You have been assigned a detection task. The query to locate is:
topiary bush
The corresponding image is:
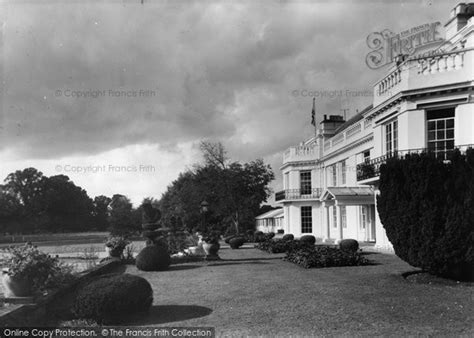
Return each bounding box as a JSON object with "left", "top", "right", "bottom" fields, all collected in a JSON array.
[
  {"left": 254, "top": 231, "right": 265, "bottom": 243},
  {"left": 377, "top": 149, "right": 474, "bottom": 281},
  {"left": 229, "top": 237, "right": 245, "bottom": 249},
  {"left": 339, "top": 239, "right": 359, "bottom": 253},
  {"left": 136, "top": 245, "right": 171, "bottom": 271},
  {"left": 224, "top": 235, "right": 236, "bottom": 244},
  {"left": 72, "top": 273, "right": 153, "bottom": 324},
  {"left": 282, "top": 234, "right": 294, "bottom": 241},
  {"left": 300, "top": 235, "right": 316, "bottom": 245},
  {"left": 285, "top": 246, "right": 370, "bottom": 269}
]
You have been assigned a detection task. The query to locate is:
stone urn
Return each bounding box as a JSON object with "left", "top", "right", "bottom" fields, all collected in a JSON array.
[
  {"left": 2, "top": 269, "right": 31, "bottom": 297},
  {"left": 201, "top": 239, "right": 220, "bottom": 260}
]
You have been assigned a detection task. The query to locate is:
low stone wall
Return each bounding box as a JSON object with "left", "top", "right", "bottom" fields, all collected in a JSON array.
[{"left": 0, "top": 259, "right": 123, "bottom": 327}]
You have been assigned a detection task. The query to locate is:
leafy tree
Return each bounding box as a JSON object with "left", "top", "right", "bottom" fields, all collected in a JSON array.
[
  {"left": 3, "top": 167, "right": 45, "bottom": 217},
  {"left": 40, "top": 175, "right": 94, "bottom": 232},
  {"left": 92, "top": 195, "right": 112, "bottom": 231},
  {"left": 158, "top": 142, "right": 274, "bottom": 234},
  {"left": 108, "top": 194, "right": 135, "bottom": 235}
]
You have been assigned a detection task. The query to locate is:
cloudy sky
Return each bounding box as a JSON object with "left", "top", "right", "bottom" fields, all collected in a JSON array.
[{"left": 0, "top": 0, "right": 459, "bottom": 206}]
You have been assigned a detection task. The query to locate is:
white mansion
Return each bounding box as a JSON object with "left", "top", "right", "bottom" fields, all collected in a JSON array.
[{"left": 275, "top": 3, "right": 474, "bottom": 250}]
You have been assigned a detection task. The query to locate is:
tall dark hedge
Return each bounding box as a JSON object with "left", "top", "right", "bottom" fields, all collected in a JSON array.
[{"left": 377, "top": 149, "right": 474, "bottom": 281}]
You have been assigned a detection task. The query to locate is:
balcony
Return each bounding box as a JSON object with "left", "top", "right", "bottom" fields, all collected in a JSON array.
[
  {"left": 356, "top": 144, "right": 474, "bottom": 181},
  {"left": 373, "top": 49, "right": 473, "bottom": 107},
  {"left": 275, "top": 188, "right": 323, "bottom": 202},
  {"left": 283, "top": 144, "right": 317, "bottom": 164}
]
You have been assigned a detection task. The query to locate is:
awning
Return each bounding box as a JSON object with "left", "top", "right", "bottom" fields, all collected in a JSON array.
[{"left": 320, "top": 186, "right": 375, "bottom": 205}]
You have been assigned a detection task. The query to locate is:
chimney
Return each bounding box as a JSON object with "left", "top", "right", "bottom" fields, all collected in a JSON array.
[
  {"left": 319, "top": 114, "right": 346, "bottom": 139},
  {"left": 445, "top": 3, "right": 474, "bottom": 40}
]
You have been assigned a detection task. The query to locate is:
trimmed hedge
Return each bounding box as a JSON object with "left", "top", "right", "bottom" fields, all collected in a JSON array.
[
  {"left": 339, "top": 239, "right": 359, "bottom": 253},
  {"left": 229, "top": 237, "right": 245, "bottom": 249},
  {"left": 282, "top": 234, "right": 294, "bottom": 241},
  {"left": 377, "top": 149, "right": 474, "bottom": 281},
  {"left": 300, "top": 235, "right": 316, "bottom": 245},
  {"left": 285, "top": 246, "right": 370, "bottom": 269},
  {"left": 136, "top": 244, "right": 171, "bottom": 271},
  {"left": 72, "top": 273, "right": 153, "bottom": 324},
  {"left": 255, "top": 239, "right": 312, "bottom": 254}
]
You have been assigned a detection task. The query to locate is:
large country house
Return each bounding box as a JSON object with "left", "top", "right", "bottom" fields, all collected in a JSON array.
[{"left": 275, "top": 3, "right": 474, "bottom": 250}]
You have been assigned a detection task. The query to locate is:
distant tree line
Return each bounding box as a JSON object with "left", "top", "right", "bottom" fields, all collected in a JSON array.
[
  {"left": 0, "top": 167, "right": 144, "bottom": 234},
  {"left": 0, "top": 142, "right": 275, "bottom": 236}
]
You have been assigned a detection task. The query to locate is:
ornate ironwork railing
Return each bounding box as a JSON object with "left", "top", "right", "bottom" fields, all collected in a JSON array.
[
  {"left": 275, "top": 188, "right": 323, "bottom": 201},
  {"left": 356, "top": 144, "right": 474, "bottom": 181}
]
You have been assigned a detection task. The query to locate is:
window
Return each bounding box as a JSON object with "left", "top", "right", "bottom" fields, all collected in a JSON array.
[
  {"left": 385, "top": 119, "right": 398, "bottom": 155},
  {"left": 363, "top": 150, "right": 370, "bottom": 163},
  {"left": 427, "top": 108, "right": 455, "bottom": 158},
  {"left": 300, "top": 171, "right": 312, "bottom": 195},
  {"left": 332, "top": 164, "right": 337, "bottom": 186},
  {"left": 332, "top": 206, "right": 337, "bottom": 228},
  {"left": 360, "top": 206, "right": 367, "bottom": 230},
  {"left": 341, "top": 160, "right": 347, "bottom": 185},
  {"left": 301, "top": 206, "right": 312, "bottom": 233},
  {"left": 340, "top": 206, "right": 347, "bottom": 228}
]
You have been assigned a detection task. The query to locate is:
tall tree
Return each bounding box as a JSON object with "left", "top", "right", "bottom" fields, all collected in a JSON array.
[
  {"left": 92, "top": 195, "right": 112, "bottom": 231},
  {"left": 159, "top": 142, "right": 274, "bottom": 234},
  {"left": 108, "top": 194, "right": 135, "bottom": 235},
  {"left": 41, "top": 175, "right": 94, "bottom": 232},
  {"left": 3, "top": 168, "right": 45, "bottom": 216}
]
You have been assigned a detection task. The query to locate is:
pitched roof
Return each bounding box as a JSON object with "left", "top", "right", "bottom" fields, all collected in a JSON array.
[
  {"left": 255, "top": 208, "right": 284, "bottom": 220},
  {"left": 334, "top": 104, "right": 373, "bottom": 134}
]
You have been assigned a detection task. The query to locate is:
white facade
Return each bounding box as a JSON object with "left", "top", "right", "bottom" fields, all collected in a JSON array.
[
  {"left": 255, "top": 209, "right": 284, "bottom": 233},
  {"left": 276, "top": 3, "right": 474, "bottom": 249}
]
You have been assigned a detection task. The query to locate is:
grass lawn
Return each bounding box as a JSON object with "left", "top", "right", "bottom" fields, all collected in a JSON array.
[{"left": 122, "top": 245, "right": 474, "bottom": 336}]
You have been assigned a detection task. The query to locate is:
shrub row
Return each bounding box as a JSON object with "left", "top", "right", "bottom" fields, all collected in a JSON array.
[
  {"left": 255, "top": 239, "right": 313, "bottom": 254},
  {"left": 285, "top": 246, "right": 370, "bottom": 269}
]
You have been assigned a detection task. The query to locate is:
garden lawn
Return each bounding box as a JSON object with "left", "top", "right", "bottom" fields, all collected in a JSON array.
[{"left": 124, "top": 245, "right": 473, "bottom": 337}]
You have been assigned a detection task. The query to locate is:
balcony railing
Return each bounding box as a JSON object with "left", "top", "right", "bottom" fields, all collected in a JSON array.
[
  {"left": 356, "top": 144, "right": 474, "bottom": 181},
  {"left": 275, "top": 188, "right": 323, "bottom": 201}
]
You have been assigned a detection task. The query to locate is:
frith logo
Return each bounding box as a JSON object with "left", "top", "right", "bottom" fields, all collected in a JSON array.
[{"left": 366, "top": 22, "right": 448, "bottom": 69}]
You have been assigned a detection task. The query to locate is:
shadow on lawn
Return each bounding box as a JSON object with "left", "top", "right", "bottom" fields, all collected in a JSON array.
[
  {"left": 130, "top": 305, "right": 212, "bottom": 325},
  {"left": 167, "top": 265, "right": 201, "bottom": 271},
  {"left": 220, "top": 257, "right": 283, "bottom": 262}
]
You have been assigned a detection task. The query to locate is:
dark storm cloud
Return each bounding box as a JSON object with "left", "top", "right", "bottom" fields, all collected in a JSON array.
[{"left": 1, "top": 0, "right": 456, "bottom": 162}]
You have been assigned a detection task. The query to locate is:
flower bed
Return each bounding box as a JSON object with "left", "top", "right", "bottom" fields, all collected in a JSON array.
[{"left": 285, "top": 246, "right": 371, "bottom": 269}]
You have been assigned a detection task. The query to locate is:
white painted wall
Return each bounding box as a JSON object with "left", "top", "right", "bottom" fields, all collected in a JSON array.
[{"left": 456, "top": 103, "right": 474, "bottom": 145}]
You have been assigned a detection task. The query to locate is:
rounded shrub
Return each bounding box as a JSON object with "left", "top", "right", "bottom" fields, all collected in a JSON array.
[
  {"left": 224, "top": 235, "right": 236, "bottom": 244},
  {"left": 339, "top": 239, "right": 359, "bottom": 253},
  {"left": 300, "top": 235, "right": 316, "bottom": 245},
  {"left": 136, "top": 245, "right": 171, "bottom": 271},
  {"left": 229, "top": 237, "right": 245, "bottom": 249},
  {"left": 263, "top": 232, "right": 275, "bottom": 240},
  {"left": 378, "top": 150, "right": 474, "bottom": 281},
  {"left": 254, "top": 231, "right": 265, "bottom": 243},
  {"left": 72, "top": 273, "right": 153, "bottom": 324},
  {"left": 282, "top": 234, "right": 294, "bottom": 241}
]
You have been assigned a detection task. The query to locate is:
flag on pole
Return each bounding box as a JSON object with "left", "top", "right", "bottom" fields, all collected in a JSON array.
[{"left": 311, "top": 97, "right": 316, "bottom": 126}]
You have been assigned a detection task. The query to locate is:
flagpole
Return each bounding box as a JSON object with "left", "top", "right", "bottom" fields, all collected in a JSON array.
[{"left": 311, "top": 97, "right": 317, "bottom": 145}]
